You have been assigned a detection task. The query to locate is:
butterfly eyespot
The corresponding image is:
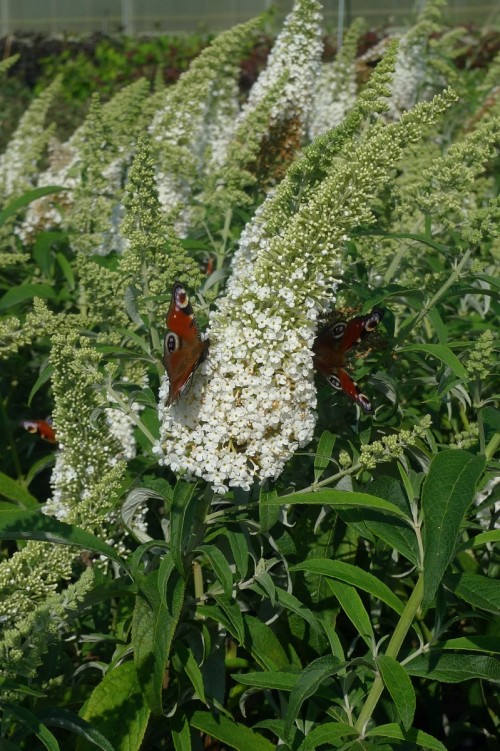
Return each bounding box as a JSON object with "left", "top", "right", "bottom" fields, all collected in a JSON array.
[
  {"left": 357, "top": 393, "right": 373, "bottom": 413},
  {"left": 364, "top": 318, "right": 378, "bottom": 332},
  {"left": 313, "top": 305, "right": 385, "bottom": 413},
  {"left": 165, "top": 331, "right": 181, "bottom": 353},
  {"left": 174, "top": 285, "right": 190, "bottom": 309},
  {"left": 331, "top": 322, "right": 347, "bottom": 339},
  {"left": 328, "top": 374, "right": 342, "bottom": 391},
  {"left": 364, "top": 308, "right": 384, "bottom": 332}
]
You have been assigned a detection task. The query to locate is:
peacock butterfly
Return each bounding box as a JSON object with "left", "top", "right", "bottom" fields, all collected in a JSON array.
[
  {"left": 313, "top": 307, "right": 384, "bottom": 413},
  {"left": 163, "top": 282, "right": 210, "bottom": 406},
  {"left": 21, "top": 417, "right": 57, "bottom": 444}
]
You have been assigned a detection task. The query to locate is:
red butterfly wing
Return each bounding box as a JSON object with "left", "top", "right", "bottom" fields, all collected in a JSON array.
[
  {"left": 313, "top": 307, "right": 384, "bottom": 413},
  {"left": 22, "top": 418, "right": 57, "bottom": 443},
  {"left": 163, "top": 282, "right": 209, "bottom": 406}
]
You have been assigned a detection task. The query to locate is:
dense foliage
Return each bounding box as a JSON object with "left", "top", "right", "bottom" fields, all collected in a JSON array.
[{"left": 0, "top": 1, "right": 499, "bottom": 749}]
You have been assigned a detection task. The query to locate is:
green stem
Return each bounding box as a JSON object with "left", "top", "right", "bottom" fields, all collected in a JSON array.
[
  {"left": 191, "top": 489, "right": 213, "bottom": 613},
  {"left": 424, "top": 212, "right": 432, "bottom": 240},
  {"left": 283, "top": 461, "right": 364, "bottom": 496},
  {"left": 212, "top": 209, "right": 233, "bottom": 298},
  {"left": 485, "top": 432, "right": 500, "bottom": 461},
  {"left": 192, "top": 560, "right": 204, "bottom": 603},
  {"left": 394, "top": 249, "right": 471, "bottom": 347},
  {"left": 473, "top": 382, "right": 486, "bottom": 456},
  {"left": 383, "top": 244, "right": 407, "bottom": 285},
  {"left": 141, "top": 259, "right": 163, "bottom": 379},
  {"left": 354, "top": 574, "right": 424, "bottom": 735}
]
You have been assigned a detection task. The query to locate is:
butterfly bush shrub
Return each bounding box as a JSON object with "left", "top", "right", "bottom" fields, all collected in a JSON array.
[
  {"left": 0, "top": 0, "right": 499, "bottom": 747},
  {"left": 157, "top": 49, "right": 457, "bottom": 493}
]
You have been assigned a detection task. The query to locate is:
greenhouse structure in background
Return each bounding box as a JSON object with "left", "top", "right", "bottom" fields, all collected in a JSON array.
[{"left": 0, "top": 0, "right": 497, "bottom": 34}]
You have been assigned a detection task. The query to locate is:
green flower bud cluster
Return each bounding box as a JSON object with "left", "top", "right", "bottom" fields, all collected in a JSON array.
[{"left": 359, "top": 417, "right": 432, "bottom": 471}]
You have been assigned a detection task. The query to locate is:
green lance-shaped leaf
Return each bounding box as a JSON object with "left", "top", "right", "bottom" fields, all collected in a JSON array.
[
  {"left": 37, "top": 708, "right": 115, "bottom": 751},
  {"left": 235, "top": 671, "right": 300, "bottom": 692},
  {"left": 377, "top": 655, "right": 416, "bottom": 730},
  {"left": 55, "top": 251, "right": 75, "bottom": 289},
  {"left": 398, "top": 343, "right": 468, "bottom": 380},
  {"left": 252, "top": 719, "right": 302, "bottom": 748},
  {"left": 444, "top": 572, "right": 500, "bottom": 615},
  {"left": 187, "top": 710, "right": 275, "bottom": 751},
  {"left": 266, "top": 489, "right": 410, "bottom": 520},
  {"left": 297, "top": 722, "right": 358, "bottom": 751},
  {"left": 421, "top": 450, "right": 486, "bottom": 608},
  {"left": 172, "top": 643, "right": 206, "bottom": 704},
  {"left": 196, "top": 544, "right": 234, "bottom": 597},
  {"left": 406, "top": 652, "right": 500, "bottom": 683},
  {"left": 292, "top": 559, "right": 405, "bottom": 615},
  {"left": 365, "top": 723, "right": 447, "bottom": 751},
  {"left": 0, "top": 509, "right": 125, "bottom": 568},
  {"left": 259, "top": 487, "right": 280, "bottom": 532},
  {"left": 0, "top": 473, "right": 39, "bottom": 508},
  {"left": 284, "top": 655, "right": 344, "bottom": 738},
  {"left": 223, "top": 528, "right": 251, "bottom": 580},
  {"left": 198, "top": 596, "right": 246, "bottom": 645},
  {"left": 0, "top": 185, "right": 66, "bottom": 225},
  {"left": 271, "top": 585, "right": 323, "bottom": 634},
  {"left": 132, "top": 566, "right": 185, "bottom": 714},
  {"left": 243, "top": 614, "right": 290, "bottom": 672},
  {"left": 79, "top": 661, "right": 150, "bottom": 751},
  {"left": 0, "top": 283, "right": 57, "bottom": 311},
  {"left": 338, "top": 476, "right": 419, "bottom": 565},
  {"left": 28, "top": 362, "right": 54, "bottom": 405},
  {"left": 314, "top": 430, "right": 336, "bottom": 482},
  {"left": 462, "top": 529, "right": 500, "bottom": 551},
  {"left": 438, "top": 636, "right": 500, "bottom": 654},
  {"left": 170, "top": 480, "right": 198, "bottom": 574},
  {"left": 326, "top": 579, "right": 374, "bottom": 647},
  {"left": 2, "top": 703, "right": 59, "bottom": 751},
  {"left": 170, "top": 712, "right": 191, "bottom": 751}
]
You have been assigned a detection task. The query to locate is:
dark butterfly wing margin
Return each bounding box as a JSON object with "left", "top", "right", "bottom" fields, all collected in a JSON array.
[{"left": 313, "top": 307, "right": 384, "bottom": 413}]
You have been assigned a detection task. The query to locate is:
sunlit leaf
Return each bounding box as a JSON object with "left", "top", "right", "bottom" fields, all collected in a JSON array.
[
  {"left": 377, "top": 655, "right": 416, "bottom": 730},
  {"left": 422, "top": 451, "right": 486, "bottom": 607}
]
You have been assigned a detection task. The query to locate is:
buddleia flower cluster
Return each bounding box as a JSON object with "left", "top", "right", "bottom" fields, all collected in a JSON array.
[
  {"left": 359, "top": 417, "right": 433, "bottom": 471},
  {"left": 395, "top": 115, "right": 500, "bottom": 248},
  {"left": 309, "top": 18, "right": 364, "bottom": 140},
  {"left": 20, "top": 79, "right": 151, "bottom": 251},
  {"left": 0, "top": 53, "right": 19, "bottom": 77},
  {"left": 0, "top": 304, "right": 127, "bottom": 628},
  {"left": 464, "top": 330, "right": 496, "bottom": 382},
  {"left": 0, "top": 77, "right": 61, "bottom": 203},
  {"left": 149, "top": 14, "right": 264, "bottom": 233},
  {"left": 384, "top": 0, "right": 461, "bottom": 122},
  {"left": 236, "top": 0, "right": 323, "bottom": 140},
  {"left": 157, "top": 41, "right": 457, "bottom": 492},
  {"left": 0, "top": 568, "right": 95, "bottom": 687}
]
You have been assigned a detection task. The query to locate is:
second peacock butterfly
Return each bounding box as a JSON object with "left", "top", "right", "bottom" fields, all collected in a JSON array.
[
  {"left": 313, "top": 307, "right": 384, "bottom": 413},
  {"left": 163, "top": 282, "right": 210, "bottom": 406},
  {"left": 21, "top": 417, "right": 57, "bottom": 444}
]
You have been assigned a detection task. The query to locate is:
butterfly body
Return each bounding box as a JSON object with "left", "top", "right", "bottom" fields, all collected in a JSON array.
[
  {"left": 313, "top": 307, "right": 384, "bottom": 413},
  {"left": 163, "top": 282, "right": 209, "bottom": 406},
  {"left": 22, "top": 417, "right": 57, "bottom": 444}
]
